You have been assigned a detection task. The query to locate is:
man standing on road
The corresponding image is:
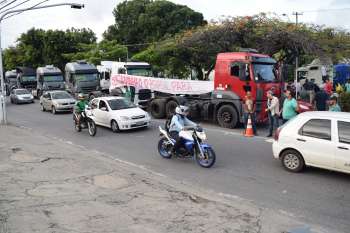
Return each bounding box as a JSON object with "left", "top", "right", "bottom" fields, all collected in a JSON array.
[
  {"left": 265, "top": 90, "right": 279, "bottom": 137},
  {"left": 243, "top": 91, "right": 257, "bottom": 135},
  {"left": 281, "top": 90, "right": 298, "bottom": 124},
  {"left": 329, "top": 96, "right": 341, "bottom": 112},
  {"left": 314, "top": 86, "right": 329, "bottom": 111}
]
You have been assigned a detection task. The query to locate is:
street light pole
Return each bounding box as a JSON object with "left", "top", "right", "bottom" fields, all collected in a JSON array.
[
  {"left": 0, "top": 3, "right": 84, "bottom": 124},
  {"left": 293, "top": 11, "right": 303, "bottom": 97}
]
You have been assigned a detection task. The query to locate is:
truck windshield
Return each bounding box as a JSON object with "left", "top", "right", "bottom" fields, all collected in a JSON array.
[
  {"left": 21, "top": 76, "right": 36, "bottom": 82},
  {"left": 44, "top": 75, "right": 64, "bottom": 82},
  {"left": 253, "top": 63, "right": 277, "bottom": 82},
  {"left": 74, "top": 74, "right": 98, "bottom": 82},
  {"left": 108, "top": 98, "right": 136, "bottom": 110},
  {"left": 127, "top": 68, "right": 152, "bottom": 77}
]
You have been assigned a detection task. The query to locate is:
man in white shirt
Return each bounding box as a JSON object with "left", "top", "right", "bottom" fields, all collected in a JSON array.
[{"left": 265, "top": 90, "right": 280, "bottom": 137}]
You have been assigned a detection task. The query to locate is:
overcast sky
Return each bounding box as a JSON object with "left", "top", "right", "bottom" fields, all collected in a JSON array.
[{"left": 1, "top": 0, "right": 349, "bottom": 48}]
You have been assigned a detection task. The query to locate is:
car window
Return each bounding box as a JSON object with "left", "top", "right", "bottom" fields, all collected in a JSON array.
[
  {"left": 99, "top": 100, "right": 107, "bottom": 109},
  {"left": 300, "top": 119, "right": 331, "bottom": 141},
  {"left": 338, "top": 121, "right": 350, "bottom": 144}
]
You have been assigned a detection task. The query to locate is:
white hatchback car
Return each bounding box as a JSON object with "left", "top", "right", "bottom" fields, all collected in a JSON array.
[
  {"left": 273, "top": 111, "right": 350, "bottom": 174},
  {"left": 88, "top": 96, "right": 151, "bottom": 132}
]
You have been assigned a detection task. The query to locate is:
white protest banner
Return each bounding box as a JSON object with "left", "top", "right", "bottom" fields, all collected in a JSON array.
[{"left": 110, "top": 74, "right": 214, "bottom": 95}]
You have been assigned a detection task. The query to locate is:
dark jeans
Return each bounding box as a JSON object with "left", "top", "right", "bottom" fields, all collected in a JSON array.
[
  {"left": 243, "top": 112, "right": 257, "bottom": 134},
  {"left": 282, "top": 119, "right": 289, "bottom": 124},
  {"left": 169, "top": 131, "right": 182, "bottom": 153},
  {"left": 268, "top": 112, "right": 279, "bottom": 136}
]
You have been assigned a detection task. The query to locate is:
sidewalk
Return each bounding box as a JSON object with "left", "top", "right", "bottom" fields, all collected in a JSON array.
[{"left": 0, "top": 125, "right": 327, "bottom": 233}]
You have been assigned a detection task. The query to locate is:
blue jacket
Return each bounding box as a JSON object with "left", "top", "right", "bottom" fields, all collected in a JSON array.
[{"left": 169, "top": 114, "right": 196, "bottom": 132}]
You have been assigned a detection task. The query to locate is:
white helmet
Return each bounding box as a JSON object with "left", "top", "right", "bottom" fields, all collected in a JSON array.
[
  {"left": 175, "top": 105, "right": 189, "bottom": 116},
  {"left": 78, "top": 93, "right": 85, "bottom": 100}
]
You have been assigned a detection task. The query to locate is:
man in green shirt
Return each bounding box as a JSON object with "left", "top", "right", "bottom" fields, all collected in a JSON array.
[
  {"left": 75, "top": 93, "right": 89, "bottom": 125},
  {"left": 282, "top": 90, "right": 298, "bottom": 123},
  {"left": 329, "top": 96, "right": 341, "bottom": 112}
]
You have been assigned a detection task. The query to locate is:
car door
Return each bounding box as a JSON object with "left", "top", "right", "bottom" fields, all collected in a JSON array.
[
  {"left": 335, "top": 120, "right": 350, "bottom": 173},
  {"left": 295, "top": 118, "right": 335, "bottom": 169},
  {"left": 95, "top": 100, "right": 110, "bottom": 127}
]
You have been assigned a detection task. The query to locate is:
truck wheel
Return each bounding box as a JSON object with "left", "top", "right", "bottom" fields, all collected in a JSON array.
[
  {"left": 150, "top": 99, "right": 166, "bottom": 119},
  {"left": 217, "top": 105, "right": 238, "bottom": 128},
  {"left": 165, "top": 100, "right": 178, "bottom": 118}
]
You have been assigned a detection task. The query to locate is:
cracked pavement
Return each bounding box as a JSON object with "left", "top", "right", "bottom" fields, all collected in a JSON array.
[{"left": 0, "top": 125, "right": 329, "bottom": 233}]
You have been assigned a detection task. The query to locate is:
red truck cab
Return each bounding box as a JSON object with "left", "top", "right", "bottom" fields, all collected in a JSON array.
[{"left": 213, "top": 52, "right": 283, "bottom": 124}]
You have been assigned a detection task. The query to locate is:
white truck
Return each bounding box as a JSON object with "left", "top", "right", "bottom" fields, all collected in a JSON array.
[{"left": 297, "top": 58, "right": 333, "bottom": 86}]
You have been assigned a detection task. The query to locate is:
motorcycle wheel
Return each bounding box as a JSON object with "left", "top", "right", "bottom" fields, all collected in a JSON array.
[
  {"left": 157, "top": 137, "right": 172, "bottom": 159},
  {"left": 87, "top": 120, "right": 97, "bottom": 136},
  {"left": 195, "top": 147, "right": 216, "bottom": 168}
]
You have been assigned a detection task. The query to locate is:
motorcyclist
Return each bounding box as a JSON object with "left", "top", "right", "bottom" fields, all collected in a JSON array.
[
  {"left": 75, "top": 93, "right": 88, "bottom": 125},
  {"left": 169, "top": 105, "right": 197, "bottom": 155}
]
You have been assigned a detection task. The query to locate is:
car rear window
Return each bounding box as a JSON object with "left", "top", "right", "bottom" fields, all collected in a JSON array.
[
  {"left": 300, "top": 119, "right": 331, "bottom": 141},
  {"left": 338, "top": 121, "right": 350, "bottom": 144}
]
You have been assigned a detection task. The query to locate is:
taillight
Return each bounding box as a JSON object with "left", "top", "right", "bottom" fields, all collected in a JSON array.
[{"left": 274, "top": 127, "right": 281, "bottom": 141}]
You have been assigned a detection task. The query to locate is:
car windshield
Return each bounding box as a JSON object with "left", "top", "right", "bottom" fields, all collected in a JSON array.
[
  {"left": 253, "top": 63, "right": 277, "bottom": 82},
  {"left": 44, "top": 75, "right": 64, "bottom": 82},
  {"left": 127, "top": 68, "right": 152, "bottom": 77},
  {"left": 15, "top": 89, "right": 30, "bottom": 95},
  {"left": 108, "top": 99, "right": 136, "bottom": 110},
  {"left": 74, "top": 73, "right": 98, "bottom": 82},
  {"left": 21, "top": 76, "right": 36, "bottom": 82},
  {"left": 51, "top": 92, "right": 72, "bottom": 99}
]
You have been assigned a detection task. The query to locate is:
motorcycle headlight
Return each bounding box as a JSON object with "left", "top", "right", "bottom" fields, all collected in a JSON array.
[
  {"left": 196, "top": 131, "right": 207, "bottom": 140},
  {"left": 120, "top": 116, "right": 130, "bottom": 120}
]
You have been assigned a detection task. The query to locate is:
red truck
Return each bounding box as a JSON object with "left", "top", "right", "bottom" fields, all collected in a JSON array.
[{"left": 146, "top": 50, "right": 311, "bottom": 128}]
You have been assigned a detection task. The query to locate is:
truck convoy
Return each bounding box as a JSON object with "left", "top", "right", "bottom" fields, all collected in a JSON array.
[
  {"left": 111, "top": 50, "right": 301, "bottom": 128},
  {"left": 65, "top": 60, "right": 102, "bottom": 99},
  {"left": 33, "top": 65, "right": 65, "bottom": 98}
]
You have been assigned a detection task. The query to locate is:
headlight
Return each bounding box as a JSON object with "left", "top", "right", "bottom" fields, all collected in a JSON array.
[
  {"left": 196, "top": 131, "right": 207, "bottom": 140},
  {"left": 120, "top": 116, "right": 130, "bottom": 120}
]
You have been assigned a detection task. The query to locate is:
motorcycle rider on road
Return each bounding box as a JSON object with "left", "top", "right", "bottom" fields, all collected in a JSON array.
[
  {"left": 169, "top": 105, "right": 197, "bottom": 155},
  {"left": 75, "top": 93, "right": 89, "bottom": 126}
]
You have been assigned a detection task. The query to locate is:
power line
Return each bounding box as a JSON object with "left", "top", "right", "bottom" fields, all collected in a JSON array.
[
  {"left": 0, "top": 0, "right": 31, "bottom": 14},
  {"left": 3, "top": 0, "right": 49, "bottom": 20},
  {"left": 0, "top": 0, "right": 17, "bottom": 11},
  {"left": 0, "top": 1, "right": 8, "bottom": 6},
  {"left": 302, "top": 7, "right": 350, "bottom": 13}
]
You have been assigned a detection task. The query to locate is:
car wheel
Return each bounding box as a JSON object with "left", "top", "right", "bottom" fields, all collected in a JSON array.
[
  {"left": 41, "top": 104, "right": 45, "bottom": 112},
  {"left": 111, "top": 120, "right": 120, "bottom": 133},
  {"left": 281, "top": 149, "right": 305, "bottom": 173},
  {"left": 52, "top": 106, "right": 56, "bottom": 115}
]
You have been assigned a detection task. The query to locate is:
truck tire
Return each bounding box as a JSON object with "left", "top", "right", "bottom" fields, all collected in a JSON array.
[
  {"left": 150, "top": 99, "right": 166, "bottom": 119},
  {"left": 216, "top": 105, "right": 238, "bottom": 128},
  {"left": 165, "top": 100, "right": 178, "bottom": 118}
]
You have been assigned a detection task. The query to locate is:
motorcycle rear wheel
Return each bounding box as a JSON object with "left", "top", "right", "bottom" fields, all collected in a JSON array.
[
  {"left": 196, "top": 147, "right": 216, "bottom": 168},
  {"left": 158, "top": 137, "right": 172, "bottom": 159}
]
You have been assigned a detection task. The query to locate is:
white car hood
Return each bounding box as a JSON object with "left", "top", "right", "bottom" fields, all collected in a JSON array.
[{"left": 110, "top": 107, "right": 147, "bottom": 118}]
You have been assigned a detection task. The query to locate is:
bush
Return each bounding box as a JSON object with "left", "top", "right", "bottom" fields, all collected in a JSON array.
[{"left": 339, "top": 92, "right": 350, "bottom": 112}]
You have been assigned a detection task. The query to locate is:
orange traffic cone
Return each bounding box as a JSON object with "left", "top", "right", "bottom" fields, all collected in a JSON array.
[{"left": 244, "top": 115, "right": 254, "bottom": 137}]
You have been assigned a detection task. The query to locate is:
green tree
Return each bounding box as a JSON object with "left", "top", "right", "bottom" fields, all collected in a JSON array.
[{"left": 103, "top": 0, "right": 206, "bottom": 54}]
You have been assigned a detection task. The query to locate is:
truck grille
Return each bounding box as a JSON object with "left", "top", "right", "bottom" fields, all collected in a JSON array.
[{"left": 81, "top": 87, "right": 95, "bottom": 93}]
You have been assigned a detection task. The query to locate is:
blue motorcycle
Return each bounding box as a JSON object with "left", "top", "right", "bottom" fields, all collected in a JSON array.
[{"left": 158, "top": 125, "right": 216, "bottom": 168}]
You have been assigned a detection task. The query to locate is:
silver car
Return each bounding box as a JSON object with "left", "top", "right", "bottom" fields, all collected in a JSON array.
[
  {"left": 10, "top": 88, "right": 34, "bottom": 104},
  {"left": 40, "top": 90, "right": 76, "bottom": 114}
]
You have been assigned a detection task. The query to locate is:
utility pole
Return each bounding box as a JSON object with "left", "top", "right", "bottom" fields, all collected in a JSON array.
[{"left": 292, "top": 12, "right": 303, "bottom": 97}]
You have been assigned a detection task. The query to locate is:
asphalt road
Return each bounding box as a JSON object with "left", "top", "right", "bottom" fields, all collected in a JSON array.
[{"left": 5, "top": 100, "right": 350, "bottom": 233}]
